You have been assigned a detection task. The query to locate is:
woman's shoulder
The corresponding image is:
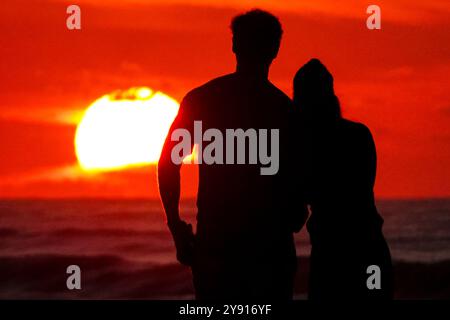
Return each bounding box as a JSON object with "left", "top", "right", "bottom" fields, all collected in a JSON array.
[
  {"left": 338, "top": 119, "right": 375, "bottom": 147},
  {"left": 340, "top": 119, "right": 372, "bottom": 136}
]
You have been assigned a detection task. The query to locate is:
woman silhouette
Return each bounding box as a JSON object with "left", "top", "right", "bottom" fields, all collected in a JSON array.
[{"left": 293, "top": 59, "right": 393, "bottom": 299}]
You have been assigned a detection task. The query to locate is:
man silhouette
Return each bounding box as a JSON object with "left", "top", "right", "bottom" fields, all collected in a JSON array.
[{"left": 158, "top": 9, "right": 307, "bottom": 300}]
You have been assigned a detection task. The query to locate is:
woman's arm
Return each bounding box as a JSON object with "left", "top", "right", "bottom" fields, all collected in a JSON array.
[{"left": 365, "top": 126, "right": 377, "bottom": 189}]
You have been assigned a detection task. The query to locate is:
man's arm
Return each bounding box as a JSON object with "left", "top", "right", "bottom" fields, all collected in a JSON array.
[
  {"left": 157, "top": 95, "right": 195, "bottom": 265},
  {"left": 158, "top": 136, "right": 182, "bottom": 226}
]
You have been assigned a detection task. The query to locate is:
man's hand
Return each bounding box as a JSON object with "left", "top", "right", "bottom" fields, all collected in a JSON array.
[
  {"left": 292, "top": 204, "right": 309, "bottom": 233},
  {"left": 168, "top": 220, "right": 195, "bottom": 266}
]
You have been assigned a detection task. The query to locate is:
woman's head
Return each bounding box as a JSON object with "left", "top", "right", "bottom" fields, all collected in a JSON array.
[{"left": 293, "top": 59, "right": 341, "bottom": 122}]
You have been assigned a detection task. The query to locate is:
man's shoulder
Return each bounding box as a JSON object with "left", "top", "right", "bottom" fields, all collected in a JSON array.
[
  {"left": 182, "top": 74, "right": 235, "bottom": 103},
  {"left": 181, "top": 74, "right": 292, "bottom": 113}
]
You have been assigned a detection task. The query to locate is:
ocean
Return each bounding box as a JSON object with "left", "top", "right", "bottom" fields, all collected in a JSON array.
[{"left": 0, "top": 199, "right": 449, "bottom": 299}]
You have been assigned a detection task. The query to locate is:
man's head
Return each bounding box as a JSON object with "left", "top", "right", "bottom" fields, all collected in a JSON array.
[{"left": 231, "top": 9, "right": 283, "bottom": 65}]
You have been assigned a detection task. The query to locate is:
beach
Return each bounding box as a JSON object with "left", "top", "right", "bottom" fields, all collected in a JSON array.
[{"left": 0, "top": 199, "right": 449, "bottom": 299}]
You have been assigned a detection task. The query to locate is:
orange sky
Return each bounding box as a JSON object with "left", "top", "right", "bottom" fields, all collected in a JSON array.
[{"left": 0, "top": 0, "right": 449, "bottom": 198}]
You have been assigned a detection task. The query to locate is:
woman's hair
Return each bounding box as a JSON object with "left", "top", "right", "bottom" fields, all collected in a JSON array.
[{"left": 293, "top": 59, "right": 341, "bottom": 122}]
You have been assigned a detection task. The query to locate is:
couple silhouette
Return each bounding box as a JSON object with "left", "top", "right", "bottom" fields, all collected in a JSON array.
[{"left": 158, "top": 9, "right": 393, "bottom": 300}]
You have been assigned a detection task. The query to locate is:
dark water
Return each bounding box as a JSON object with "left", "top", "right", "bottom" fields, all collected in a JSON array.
[{"left": 0, "top": 199, "right": 449, "bottom": 299}]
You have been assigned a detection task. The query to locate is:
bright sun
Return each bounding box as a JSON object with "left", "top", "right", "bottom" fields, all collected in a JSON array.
[{"left": 75, "top": 87, "right": 179, "bottom": 171}]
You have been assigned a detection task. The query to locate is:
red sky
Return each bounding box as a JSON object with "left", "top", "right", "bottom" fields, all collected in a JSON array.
[{"left": 0, "top": 0, "right": 449, "bottom": 198}]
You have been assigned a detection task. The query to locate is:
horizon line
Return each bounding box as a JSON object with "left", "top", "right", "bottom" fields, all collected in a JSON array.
[{"left": 0, "top": 196, "right": 449, "bottom": 201}]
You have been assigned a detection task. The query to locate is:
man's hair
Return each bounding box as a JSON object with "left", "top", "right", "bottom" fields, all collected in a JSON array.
[{"left": 231, "top": 9, "right": 283, "bottom": 62}]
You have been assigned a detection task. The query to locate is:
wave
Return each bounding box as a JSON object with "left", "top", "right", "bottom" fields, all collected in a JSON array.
[
  {"left": 0, "top": 254, "right": 449, "bottom": 299},
  {"left": 0, "top": 254, "right": 192, "bottom": 299}
]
